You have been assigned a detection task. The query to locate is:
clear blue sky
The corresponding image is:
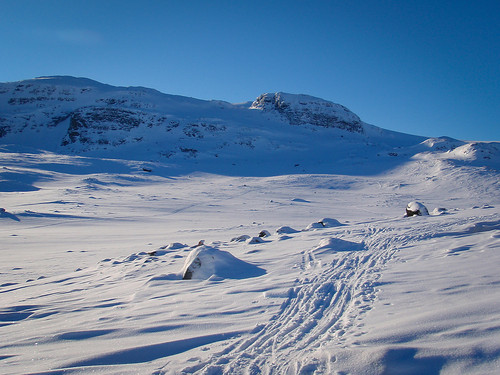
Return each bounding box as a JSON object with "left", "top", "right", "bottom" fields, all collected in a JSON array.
[{"left": 1, "top": 0, "right": 498, "bottom": 141}]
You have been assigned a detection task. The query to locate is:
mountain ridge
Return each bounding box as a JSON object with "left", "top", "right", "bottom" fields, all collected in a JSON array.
[{"left": 0, "top": 76, "right": 498, "bottom": 175}]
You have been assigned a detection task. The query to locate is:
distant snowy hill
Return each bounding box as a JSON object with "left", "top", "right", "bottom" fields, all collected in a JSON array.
[{"left": 1, "top": 76, "right": 498, "bottom": 175}]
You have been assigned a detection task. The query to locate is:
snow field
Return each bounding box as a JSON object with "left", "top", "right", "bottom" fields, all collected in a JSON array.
[{"left": 0, "top": 148, "right": 499, "bottom": 374}]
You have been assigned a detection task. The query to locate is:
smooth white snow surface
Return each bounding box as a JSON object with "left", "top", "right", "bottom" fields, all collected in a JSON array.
[{"left": 1, "top": 145, "right": 499, "bottom": 375}]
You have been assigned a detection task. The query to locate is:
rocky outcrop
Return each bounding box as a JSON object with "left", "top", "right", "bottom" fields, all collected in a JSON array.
[
  {"left": 251, "top": 92, "right": 364, "bottom": 133},
  {"left": 61, "top": 107, "right": 165, "bottom": 146},
  {"left": 406, "top": 201, "right": 429, "bottom": 216}
]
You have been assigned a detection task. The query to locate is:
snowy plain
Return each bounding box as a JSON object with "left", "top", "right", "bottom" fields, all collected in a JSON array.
[{"left": 1, "top": 77, "right": 500, "bottom": 374}]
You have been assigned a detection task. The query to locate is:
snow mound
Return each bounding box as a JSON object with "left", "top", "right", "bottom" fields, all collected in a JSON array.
[
  {"left": 231, "top": 232, "right": 270, "bottom": 243},
  {"left": 181, "top": 245, "right": 265, "bottom": 280},
  {"left": 319, "top": 218, "right": 343, "bottom": 227},
  {"left": 167, "top": 242, "right": 188, "bottom": 250},
  {"left": 306, "top": 222, "right": 325, "bottom": 230},
  {"left": 447, "top": 142, "right": 500, "bottom": 163},
  {"left": 247, "top": 236, "right": 265, "bottom": 244},
  {"left": 291, "top": 198, "right": 310, "bottom": 203},
  {"left": 148, "top": 242, "right": 188, "bottom": 256},
  {"left": 276, "top": 226, "right": 299, "bottom": 234},
  {"left": 431, "top": 207, "right": 448, "bottom": 216},
  {"left": 231, "top": 234, "right": 251, "bottom": 242},
  {"left": 420, "top": 137, "right": 465, "bottom": 152},
  {"left": 411, "top": 138, "right": 500, "bottom": 170},
  {"left": 406, "top": 201, "right": 429, "bottom": 216},
  {"left": 305, "top": 218, "right": 343, "bottom": 230}
]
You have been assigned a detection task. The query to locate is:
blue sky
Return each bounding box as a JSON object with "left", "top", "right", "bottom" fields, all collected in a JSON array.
[{"left": 1, "top": 0, "right": 498, "bottom": 141}]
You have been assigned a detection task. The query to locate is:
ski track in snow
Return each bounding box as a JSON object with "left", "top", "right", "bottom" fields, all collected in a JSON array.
[{"left": 181, "top": 246, "right": 382, "bottom": 375}]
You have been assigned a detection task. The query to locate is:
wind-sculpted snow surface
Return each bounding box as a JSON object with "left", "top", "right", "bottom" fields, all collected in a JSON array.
[{"left": 0, "top": 144, "right": 499, "bottom": 374}]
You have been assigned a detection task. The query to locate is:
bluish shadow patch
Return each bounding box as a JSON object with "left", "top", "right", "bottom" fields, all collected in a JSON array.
[
  {"left": 382, "top": 348, "right": 446, "bottom": 375},
  {"left": 64, "top": 331, "right": 245, "bottom": 367}
]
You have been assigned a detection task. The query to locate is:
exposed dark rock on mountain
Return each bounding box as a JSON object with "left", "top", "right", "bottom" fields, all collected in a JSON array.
[{"left": 251, "top": 92, "right": 363, "bottom": 133}]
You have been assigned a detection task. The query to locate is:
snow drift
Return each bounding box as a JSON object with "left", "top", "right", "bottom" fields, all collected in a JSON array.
[{"left": 181, "top": 245, "right": 265, "bottom": 280}]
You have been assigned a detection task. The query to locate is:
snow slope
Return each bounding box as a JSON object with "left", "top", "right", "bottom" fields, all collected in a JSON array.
[
  {"left": 0, "top": 76, "right": 430, "bottom": 176},
  {"left": 1, "top": 77, "right": 500, "bottom": 374}
]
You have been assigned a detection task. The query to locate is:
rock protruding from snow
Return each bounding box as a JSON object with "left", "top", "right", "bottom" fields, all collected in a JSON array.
[
  {"left": 406, "top": 201, "right": 429, "bottom": 216},
  {"left": 231, "top": 234, "right": 251, "bottom": 242},
  {"left": 258, "top": 230, "right": 271, "bottom": 238},
  {"left": 0, "top": 208, "right": 20, "bottom": 221},
  {"left": 250, "top": 92, "right": 364, "bottom": 133},
  {"left": 181, "top": 245, "right": 265, "bottom": 280}
]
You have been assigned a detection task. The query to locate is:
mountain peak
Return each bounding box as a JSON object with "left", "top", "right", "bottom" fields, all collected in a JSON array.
[{"left": 250, "top": 92, "right": 363, "bottom": 133}]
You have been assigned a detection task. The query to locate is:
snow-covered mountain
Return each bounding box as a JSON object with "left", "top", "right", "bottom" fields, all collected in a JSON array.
[
  {"left": 0, "top": 77, "right": 377, "bottom": 153},
  {"left": 1, "top": 77, "right": 500, "bottom": 374},
  {"left": 2, "top": 76, "right": 498, "bottom": 175},
  {"left": 0, "top": 77, "right": 366, "bottom": 146}
]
